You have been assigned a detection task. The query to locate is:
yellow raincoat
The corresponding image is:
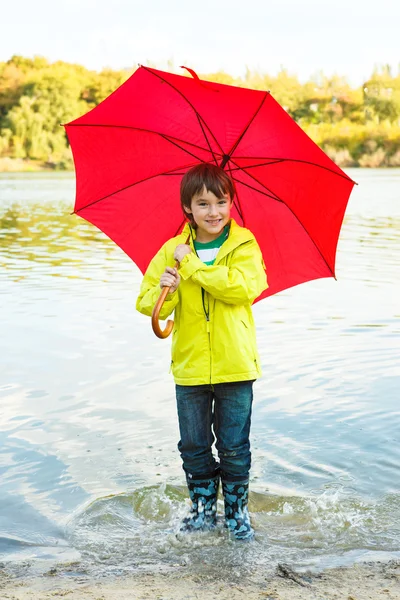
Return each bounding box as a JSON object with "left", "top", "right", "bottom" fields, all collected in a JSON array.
[{"left": 136, "top": 219, "right": 268, "bottom": 385}]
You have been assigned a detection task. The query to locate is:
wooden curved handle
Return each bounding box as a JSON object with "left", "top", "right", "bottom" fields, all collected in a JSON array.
[
  {"left": 151, "top": 235, "right": 190, "bottom": 339},
  {"left": 151, "top": 284, "right": 175, "bottom": 339},
  {"left": 151, "top": 258, "right": 181, "bottom": 339}
]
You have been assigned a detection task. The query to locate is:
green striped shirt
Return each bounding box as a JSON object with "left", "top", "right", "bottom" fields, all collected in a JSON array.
[{"left": 194, "top": 225, "right": 230, "bottom": 266}]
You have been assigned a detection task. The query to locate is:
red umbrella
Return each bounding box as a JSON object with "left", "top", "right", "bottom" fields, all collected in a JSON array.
[{"left": 65, "top": 65, "right": 355, "bottom": 320}]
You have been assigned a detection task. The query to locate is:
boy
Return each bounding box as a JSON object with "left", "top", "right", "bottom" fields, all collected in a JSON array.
[{"left": 136, "top": 163, "right": 267, "bottom": 540}]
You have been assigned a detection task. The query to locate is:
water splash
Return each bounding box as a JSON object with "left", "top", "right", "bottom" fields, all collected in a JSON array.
[{"left": 61, "top": 484, "right": 400, "bottom": 578}]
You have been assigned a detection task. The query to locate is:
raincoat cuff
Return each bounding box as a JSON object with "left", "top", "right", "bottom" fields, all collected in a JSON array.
[
  {"left": 178, "top": 253, "right": 203, "bottom": 280},
  {"left": 164, "top": 289, "right": 178, "bottom": 302}
]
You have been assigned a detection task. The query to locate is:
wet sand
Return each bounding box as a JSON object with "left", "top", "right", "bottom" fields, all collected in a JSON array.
[{"left": 1, "top": 560, "right": 399, "bottom": 600}]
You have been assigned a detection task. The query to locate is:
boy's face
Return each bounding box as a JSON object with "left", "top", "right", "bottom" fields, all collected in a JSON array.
[{"left": 185, "top": 186, "right": 232, "bottom": 242}]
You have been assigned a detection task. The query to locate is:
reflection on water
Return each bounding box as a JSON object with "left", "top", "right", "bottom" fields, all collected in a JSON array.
[{"left": 0, "top": 170, "right": 399, "bottom": 576}]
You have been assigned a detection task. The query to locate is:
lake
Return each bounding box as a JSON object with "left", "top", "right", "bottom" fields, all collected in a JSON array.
[{"left": 0, "top": 169, "right": 399, "bottom": 578}]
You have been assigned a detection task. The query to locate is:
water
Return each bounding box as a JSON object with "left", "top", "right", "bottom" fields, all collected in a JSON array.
[{"left": 0, "top": 169, "right": 399, "bottom": 578}]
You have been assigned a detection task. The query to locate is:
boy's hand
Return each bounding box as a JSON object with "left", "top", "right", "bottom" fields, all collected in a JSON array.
[
  {"left": 160, "top": 267, "right": 180, "bottom": 293},
  {"left": 174, "top": 244, "right": 192, "bottom": 262}
]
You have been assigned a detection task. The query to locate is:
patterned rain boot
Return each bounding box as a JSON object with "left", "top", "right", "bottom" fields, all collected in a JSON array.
[
  {"left": 180, "top": 476, "right": 219, "bottom": 532},
  {"left": 222, "top": 479, "right": 254, "bottom": 541}
]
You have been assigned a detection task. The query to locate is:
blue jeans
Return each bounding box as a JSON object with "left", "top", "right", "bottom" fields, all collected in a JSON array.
[{"left": 175, "top": 381, "right": 254, "bottom": 483}]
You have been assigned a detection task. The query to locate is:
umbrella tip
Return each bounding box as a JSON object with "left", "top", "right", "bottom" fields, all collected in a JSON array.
[{"left": 180, "top": 66, "right": 200, "bottom": 80}]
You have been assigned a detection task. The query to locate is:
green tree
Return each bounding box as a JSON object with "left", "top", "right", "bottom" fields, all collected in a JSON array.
[{"left": 0, "top": 55, "right": 400, "bottom": 169}]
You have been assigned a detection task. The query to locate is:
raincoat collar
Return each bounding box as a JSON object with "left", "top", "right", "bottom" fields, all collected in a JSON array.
[{"left": 181, "top": 219, "right": 253, "bottom": 263}]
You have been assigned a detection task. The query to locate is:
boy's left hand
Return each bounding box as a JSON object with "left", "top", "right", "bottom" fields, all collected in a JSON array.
[{"left": 174, "top": 244, "right": 192, "bottom": 263}]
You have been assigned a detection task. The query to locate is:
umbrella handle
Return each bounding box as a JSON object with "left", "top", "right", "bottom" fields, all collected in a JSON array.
[
  {"left": 151, "top": 235, "right": 190, "bottom": 339},
  {"left": 151, "top": 276, "right": 176, "bottom": 339}
]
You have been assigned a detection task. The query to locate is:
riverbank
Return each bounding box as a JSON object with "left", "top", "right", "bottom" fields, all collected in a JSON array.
[
  {"left": 0, "top": 157, "right": 73, "bottom": 172},
  {"left": 1, "top": 559, "right": 399, "bottom": 599},
  {"left": 0, "top": 154, "right": 400, "bottom": 172}
]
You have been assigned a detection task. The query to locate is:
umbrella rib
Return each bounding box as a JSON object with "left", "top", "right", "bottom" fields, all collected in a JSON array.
[
  {"left": 229, "top": 159, "right": 285, "bottom": 170},
  {"left": 141, "top": 66, "right": 225, "bottom": 157},
  {"left": 230, "top": 158, "right": 336, "bottom": 277},
  {"left": 196, "top": 114, "right": 218, "bottom": 165},
  {"left": 66, "top": 122, "right": 217, "bottom": 162},
  {"left": 158, "top": 132, "right": 209, "bottom": 164},
  {"left": 173, "top": 217, "right": 187, "bottom": 236},
  {"left": 161, "top": 172, "right": 188, "bottom": 176},
  {"left": 231, "top": 157, "right": 356, "bottom": 183},
  {"left": 226, "top": 161, "right": 246, "bottom": 225},
  {"left": 230, "top": 175, "right": 282, "bottom": 202},
  {"left": 226, "top": 91, "right": 270, "bottom": 160},
  {"left": 73, "top": 161, "right": 200, "bottom": 214}
]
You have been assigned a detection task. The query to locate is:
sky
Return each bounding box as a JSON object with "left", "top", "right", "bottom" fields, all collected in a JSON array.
[{"left": 3, "top": 0, "right": 400, "bottom": 86}]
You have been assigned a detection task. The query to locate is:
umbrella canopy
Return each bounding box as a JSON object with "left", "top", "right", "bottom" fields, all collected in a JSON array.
[{"left": 64, "top": 66, "right": 355, "bottom": 300}]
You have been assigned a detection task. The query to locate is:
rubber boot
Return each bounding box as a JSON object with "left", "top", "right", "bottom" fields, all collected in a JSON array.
[
  {"left": 222, "top": 479, "right": 254, "bottom": 541},
  {"left": 180, "top": 476, "right": 219, "bottom": 532}
]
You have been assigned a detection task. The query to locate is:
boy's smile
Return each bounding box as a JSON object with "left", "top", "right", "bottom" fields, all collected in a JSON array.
[{"left": 185, "top": 186, "right": 232, "bottom": 243}]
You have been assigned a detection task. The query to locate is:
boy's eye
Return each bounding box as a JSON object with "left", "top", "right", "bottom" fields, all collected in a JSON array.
[{"left": 197, "top": 200, "right": 226, "bottom": 207}]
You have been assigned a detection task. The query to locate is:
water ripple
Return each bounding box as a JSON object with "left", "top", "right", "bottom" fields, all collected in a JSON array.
[{"left": 0, "top": 170, "right": 399, "bottom": 572}]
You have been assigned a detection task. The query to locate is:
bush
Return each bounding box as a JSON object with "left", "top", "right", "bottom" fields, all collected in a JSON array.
[
  {"left": 323, "top": 145, "right": 357, "bottom": 167},
  {"left": 387, "top": 150, "right": 400, "bottom": 166},
  {"left": 358, "top": 148, "right": 386, "bottom": 167}
]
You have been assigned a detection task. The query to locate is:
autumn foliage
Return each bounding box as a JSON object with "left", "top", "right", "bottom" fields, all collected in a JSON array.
[{"left": 1, "top": 55, "right": 399, "bottom": 170}]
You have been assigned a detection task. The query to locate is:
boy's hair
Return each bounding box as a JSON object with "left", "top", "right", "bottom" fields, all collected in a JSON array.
[{"left": 180, "top": 163, "right": 236, "bottom": 225}]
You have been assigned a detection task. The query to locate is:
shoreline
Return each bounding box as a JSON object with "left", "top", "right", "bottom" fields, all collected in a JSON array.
[
  {"left": 1, "top": 158, "right": 400, "bottom": 173},
  {"left": 1, "top": 559, "right": 399, "bottom": 599},
  {"left": 0, "top": 158, "right": 73, "bottom": 173}
]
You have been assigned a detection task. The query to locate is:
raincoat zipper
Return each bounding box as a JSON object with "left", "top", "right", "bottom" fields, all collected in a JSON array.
[
  {"left": 206, "top": 314, "right": 212, "bottom": 387},
  {"left": 192, "top": 224, "right": 233, "bottom": 388},
  {"left": 202, "top": 287, "right": 212, "bottom": 385},
  {"left": 190, "top": 226, "right": 213, "bottom": 385}
]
